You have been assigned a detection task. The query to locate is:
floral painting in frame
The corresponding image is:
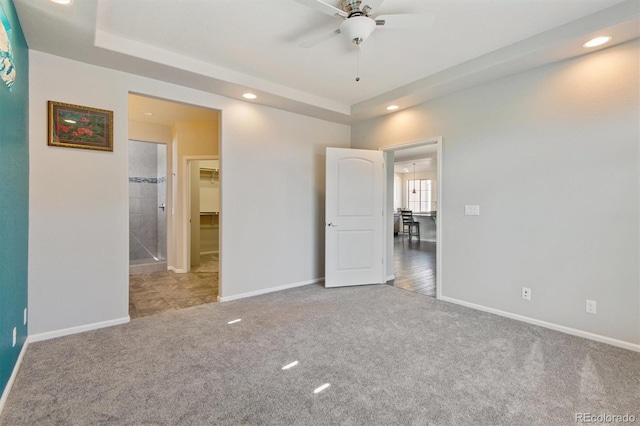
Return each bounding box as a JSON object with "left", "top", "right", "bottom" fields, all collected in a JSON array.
[{"left": 48, "top": 101, "right": 114, "bottom": 152}]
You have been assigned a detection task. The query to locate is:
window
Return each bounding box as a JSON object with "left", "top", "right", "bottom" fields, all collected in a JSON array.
[
  {"left": 394, "top": 175, "right": 402, "bottom": 211},
  {"left": 407, "top": 179, "right": 432, "bottom": 213}
]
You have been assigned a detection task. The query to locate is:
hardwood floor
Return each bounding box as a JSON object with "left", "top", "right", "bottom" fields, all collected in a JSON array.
[{"left": 388, "top": 235, "right": 436, "bottom": 297}]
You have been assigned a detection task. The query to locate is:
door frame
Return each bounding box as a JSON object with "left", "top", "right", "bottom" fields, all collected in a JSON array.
[
  {"left": 379, "top": 136, "right": 443, "bottom": 300},
  {"left": 183, "top": 155, "right": 219, "bottom": 273}
]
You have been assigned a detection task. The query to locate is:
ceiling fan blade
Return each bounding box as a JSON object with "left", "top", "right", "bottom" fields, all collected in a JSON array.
[
  {"left": 375, "top": 14, "right": 435, "bottom": 29},
  {"left": 292, "top": 0, "right": 347, "bottom": 19},
  {"left": 299, "top": 28, "right": 341, "bottom": 48},
  {"left": 361, "top": 0, "right": 385, "bottom": 14}
]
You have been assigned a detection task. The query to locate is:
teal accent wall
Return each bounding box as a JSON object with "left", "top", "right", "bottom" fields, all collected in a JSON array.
[{"left": 0, "top": 0, "right": 28, "bottom": 397}]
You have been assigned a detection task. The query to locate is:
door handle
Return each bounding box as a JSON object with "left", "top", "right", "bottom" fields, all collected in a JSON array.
[
  {"left": 327, "top": 222, "right": 338, "bottom": 227},
  {"left": 159, "top": 203, "right": 165, "bottom": 212}
]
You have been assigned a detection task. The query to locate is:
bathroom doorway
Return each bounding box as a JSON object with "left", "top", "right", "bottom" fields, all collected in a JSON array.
[
  {"left": 127, "top": 93, "right": 220, "bottom": 319},
  {"left": 128, "top": 140, "right": 168, "bottom": 274}
]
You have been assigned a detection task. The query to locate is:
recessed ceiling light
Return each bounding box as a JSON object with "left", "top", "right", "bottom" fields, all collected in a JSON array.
[
  {"left": 141, "top": 112, "right": 153, "bottom": 116},
  {"left": 243, "top": 93, "right": 257, "bottom": 100},
  {"left": 583, "top": 36, "right": 612, "bottom": 48},
  {"left": 49, "top": 0, "right": 72, "bottom": 4},
  {"left": 386, "top": 105, "right": 399, "bottom": 111}
]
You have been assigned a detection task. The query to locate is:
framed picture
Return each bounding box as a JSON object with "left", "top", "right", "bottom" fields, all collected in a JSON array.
[{"left": 48, "top": 101, "right": 113, "bottom": 152}]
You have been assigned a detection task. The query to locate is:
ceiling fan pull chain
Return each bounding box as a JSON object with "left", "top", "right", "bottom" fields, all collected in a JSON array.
[{"left": 356, "top": 47, "right": 360, "bottom": 82}]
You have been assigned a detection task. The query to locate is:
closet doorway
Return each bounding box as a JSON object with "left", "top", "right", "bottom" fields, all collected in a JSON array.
[{"left": 186, "top": 157, "right": 220, "bottom": 275}]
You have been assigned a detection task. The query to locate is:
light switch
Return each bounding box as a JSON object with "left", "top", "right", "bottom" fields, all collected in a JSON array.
[{"left": 464, "top": 205, "right": 480, "bottom": 216}]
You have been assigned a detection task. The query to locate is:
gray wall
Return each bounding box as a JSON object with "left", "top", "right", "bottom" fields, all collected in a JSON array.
[
  {"left": 28, "top": 50, "right": 350, "bottom": 336},
  {"left": 352, "top": 40, "right": 639, "bottom": 346}
]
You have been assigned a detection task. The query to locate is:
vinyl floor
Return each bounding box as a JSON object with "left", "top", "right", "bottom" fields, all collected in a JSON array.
[{"left": 129, "top": 253, "right": 219, "bottom": 319}]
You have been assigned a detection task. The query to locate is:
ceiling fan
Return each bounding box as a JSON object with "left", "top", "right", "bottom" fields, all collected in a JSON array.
[{"left": 294, "top": 0, "right": 434, "bottom": 48}]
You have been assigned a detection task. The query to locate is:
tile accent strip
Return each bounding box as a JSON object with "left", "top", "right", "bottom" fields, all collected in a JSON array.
[{"left": 129, "top": 176, "right": 166, "bottom": 184}]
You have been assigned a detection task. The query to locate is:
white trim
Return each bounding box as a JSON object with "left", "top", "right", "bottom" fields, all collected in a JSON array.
[
  {"left": 0, "top": 338, "right": 29, "bottom": 416},
  {"left": 440, "top": 296, "right": 640, "bottom": 352},
  {"left": 379, "top": 139, "right": 438, "bottom": 152},
  {"left": 435, "top": 137, "right": 443, "bottom": 300},
  {"left": 200, "top": 251, "right": 218, "bottom": 255},
  {"left": 386, "top": 274, "right": 395, "bottom": 282},
  {"left": 168, "top": 266, "right": 188, "bottom": 273},
  {"left": 28, "top": 317, "right": 130, "bottom": 343},
  {"left": 219, "top": 278, "right": 324, "bottom": 302}
]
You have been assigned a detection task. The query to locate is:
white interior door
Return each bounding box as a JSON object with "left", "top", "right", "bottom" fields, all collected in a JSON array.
[{"left": 325, "top": 147, "right": 385, "bottom": 287}]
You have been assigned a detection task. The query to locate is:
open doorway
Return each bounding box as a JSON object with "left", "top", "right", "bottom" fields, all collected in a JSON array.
[
  {"left": 127, "top": 93, "right": 220, "bottom": 319},
  {"left": 383, "top": 140, "right": 441, "bottom": 298},
  {"left": 186, "top": 157, "right": 219, "bottom": 274},
  {"left": 128, "top": 140, "right": 168, "bottom": 275}
]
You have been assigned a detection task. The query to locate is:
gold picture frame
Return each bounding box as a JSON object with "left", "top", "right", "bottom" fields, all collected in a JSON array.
[{"left": 48, "top": 101, "right": 113, "bottom": 151}]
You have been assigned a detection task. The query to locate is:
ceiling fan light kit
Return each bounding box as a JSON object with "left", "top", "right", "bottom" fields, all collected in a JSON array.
[
  {"left": 295, "top": 0, "right": 432, "bottom": 48},
  {"left": 340, "top": 16, "right": 376, "bottom": 45}
]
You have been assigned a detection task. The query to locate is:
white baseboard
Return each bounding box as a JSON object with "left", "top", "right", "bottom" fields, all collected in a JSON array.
[
  {"left": 168, "top": 266, "right": 188, "bottom": 273},
  {"left": 440, "top": 296, "right": 640, "bottom": 352},
  {"left": 28, "top": 317, "right": 130, "bottom": 343},
  {"left": 0, "top": 337, "right": 29, "bottom": 416},
  {"left": 386, "top": 275, "right": 395, "bottom": 282},
  {"left": 219, "top": 278, "right": 324, "bottom": 302}
]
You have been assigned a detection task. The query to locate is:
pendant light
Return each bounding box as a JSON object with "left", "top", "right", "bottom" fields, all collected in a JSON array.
[{"left": 412, "top": 163, "right": 417, "bottom": 194}]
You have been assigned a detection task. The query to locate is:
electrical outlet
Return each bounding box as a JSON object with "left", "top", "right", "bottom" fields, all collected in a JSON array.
[
  {"left": 586, "top": 300, "right": 597, "bottom": 314},
  {"left": 522, "top": 287, "right": 531, "bottom": 300},
  {"left": 12, "top": 327, "right": 16, "bottom": 347}
]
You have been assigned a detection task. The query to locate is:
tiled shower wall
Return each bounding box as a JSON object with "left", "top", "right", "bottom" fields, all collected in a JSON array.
[{"left": 129, "top": 140, "right": 166, "bottom": 263}]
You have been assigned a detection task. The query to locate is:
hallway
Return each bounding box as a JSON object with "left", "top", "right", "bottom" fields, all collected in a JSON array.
[{"left": 388, "top": 236, "right": 436, "bottom": 297}]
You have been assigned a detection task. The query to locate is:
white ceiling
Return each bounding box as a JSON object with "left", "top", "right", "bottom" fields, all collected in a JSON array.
[
  {"left": 14, "top": 0, "right": 640, "bottom": 124},
  {"left": 393, "top": 143, "right": 437, "bottom": 172},
  {"left": 394, "top": 158, "right": 435, "bottom": 173}
]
